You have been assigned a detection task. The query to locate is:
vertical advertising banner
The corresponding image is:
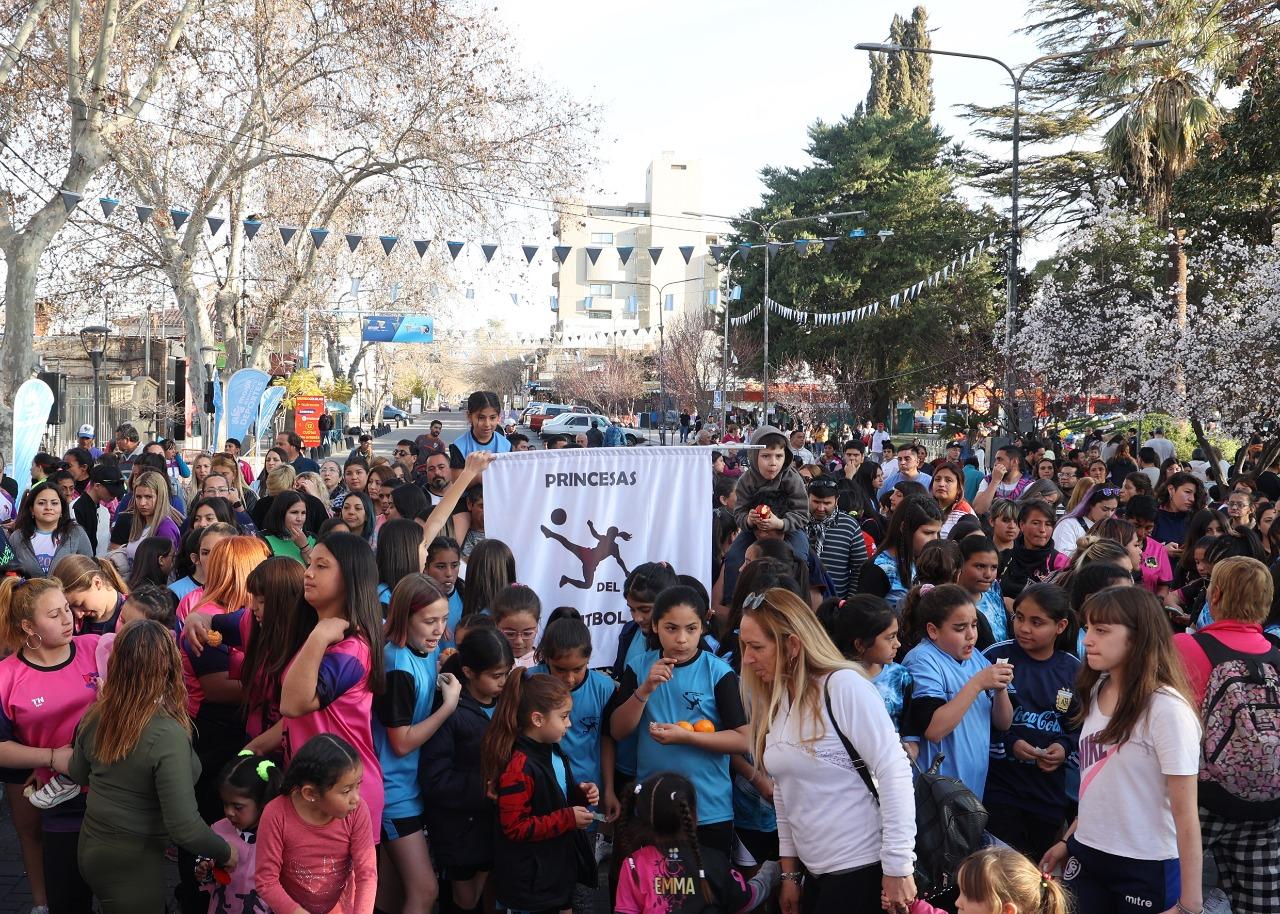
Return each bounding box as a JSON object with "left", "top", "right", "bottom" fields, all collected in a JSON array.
[
  {"left": 484, "top": 447, "right": 711, "bottom": 663},
  {"left": 12, "top": 379, "right": 54, "bottom": 506},
  {"left": 222, "top": 369, "right": 271, "bottom": 445},
  {"left": 294, "top": 396, "right": 326, "bottom": 448}
]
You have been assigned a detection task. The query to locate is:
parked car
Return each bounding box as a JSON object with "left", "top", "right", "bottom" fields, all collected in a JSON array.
[
  {"left": 520, "top": 402, "right": 553, "bottom": 425},
  {"left": 383, "top": 405, "right": 408, "bottom": 422},
  {"left": 540, "top": 412, "right": 641, "bottom": 445},
  {"left": 528, "top": 404, "right": 589, "bottom": 432}
]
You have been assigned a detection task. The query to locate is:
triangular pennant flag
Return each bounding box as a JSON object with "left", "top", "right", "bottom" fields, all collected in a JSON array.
[
  {"left": 279, "top": 225, "right": 297, "bottom": 244},
  {"left": 169, "top": 208, "right": 190, "bottom": 230},
  {"left": 447, "top": 241, "right": 465, "bottom": 260},
  {"left": 553, "top": 245, "right": 572, "bottom": 263},
  {"left": 98, "top": 196, "right": 119, "bottom": 217},
  {"left": 738, "top": 243, "right": 753, "bottom": 260},
  {"left": 678, "top": 245, "right": 695, "bottom": 264},
  {"left": 647, "top": 246, "right": 663, "bottom": 264},
  {"left": 822, "top": 238, "right": 837, "bottom": 254},
  {"left": 345, "top": 233, "right": 363, "bottom": 252},
  {"left": 136, "top": 204, "right": 154, "bottom": 223},
  {"left": 585, "top": 246, "right": 603, "bottom": 265},
  {"left": 309, "top": 228, "right": 329, "bottom": 248},
  {"left": 413, "top": 239, "right": 430, "bottom": 258},
  {"left": 242, "top": 219, "right": 262, "bottom": 241},
  {"left": 379, "top": 235, "right": 398, "bottom": 256},
  {"left": 617, "top": 246, "right": 634, "bottom": 265},
  {"left": 59, "top": 190, "right": 82, "bottom": 212},
  {"left": 709, "top": 244, "right": 726, "bottom": 261},
  {"left": 522, "top": 245, "right": 538, "bottom": 263},
  {"left": 207, "top": 216, "right": 225, "bottom": 236},
  {"left": 510, "top": 293, "right": 519, "bottom": 305},
  {"left": 481, "top": 243, "right": 498, "bottom": 263},
  {"left": 890, "top": 293, "right": 899, "bottom": 308},
  {"left": 766, "top": 242, "right": 782, "bottom": 257},
  {"left": 794, "top": 239, "right": 809, "bottom": 254}
]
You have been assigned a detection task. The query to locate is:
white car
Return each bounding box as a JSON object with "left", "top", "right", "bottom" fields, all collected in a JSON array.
[{"left": 539, "top": 412, "right": 641, "bottom": 445}]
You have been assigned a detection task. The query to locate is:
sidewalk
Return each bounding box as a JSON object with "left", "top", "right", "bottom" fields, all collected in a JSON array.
[{"left": 0, "top": 798, "right": 34, "bottom": 914}]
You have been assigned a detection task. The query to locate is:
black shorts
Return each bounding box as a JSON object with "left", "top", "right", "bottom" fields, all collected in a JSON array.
[
  {"left": 443, "top": 863, "right": 491, "bottom": 882},
  {"left": 380, "top": 813, "right": 424, "bottom": 843},
  {"left": 0, "top": 767, "right": 32, "bottom": 785},
  {"left": 736, "top": 826, "right": 780, "bottom": 863}
]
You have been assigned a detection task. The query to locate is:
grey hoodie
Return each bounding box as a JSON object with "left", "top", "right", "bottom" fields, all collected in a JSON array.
[{"left": 731, "top": 425, "right": 810, "bottom": 534}]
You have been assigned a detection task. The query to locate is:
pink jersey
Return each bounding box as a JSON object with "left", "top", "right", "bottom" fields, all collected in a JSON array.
[
  {"left": 204, "top": 818, "right": 267, "bottom": 914},
  {"left": 0, "top": 636, "right": 102, "bottom": 782},
  {"left": 177, "top": 587, "right": 206, "bottom": 623},
  {"left": 255, "top": 795, "right": 375, "bottom": 914},
  {"left": 280, "top": 635, "right": 383, "bottom": 842},
  {"left": 1139, "top": 536, "right": 1173, "bottom": 593}
]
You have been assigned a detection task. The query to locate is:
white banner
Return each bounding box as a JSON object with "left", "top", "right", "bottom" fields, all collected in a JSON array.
[{"left": 483, "top": 447, "right": 712, "bottom": 664}]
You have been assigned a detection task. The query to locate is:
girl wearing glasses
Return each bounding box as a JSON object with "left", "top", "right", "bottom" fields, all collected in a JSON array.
[
  {"left": 493, "top": 584, "right": 541, "bottom": 668},
  {"left": 1052, "top": 485, "right": 1120, "bottom": 560}
]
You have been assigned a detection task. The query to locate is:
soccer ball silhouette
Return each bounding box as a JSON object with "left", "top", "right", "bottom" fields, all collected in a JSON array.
[{"left": 550, "top": 508, "right": 567, "bottom": 525}]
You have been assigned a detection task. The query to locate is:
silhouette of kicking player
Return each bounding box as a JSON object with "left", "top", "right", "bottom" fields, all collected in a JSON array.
[{"left": 541, "top": 518, "right": 632, "bottom": 589}]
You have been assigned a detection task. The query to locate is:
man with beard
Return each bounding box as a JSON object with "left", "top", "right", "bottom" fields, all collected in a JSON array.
[
  {"left": 806, "top": 476, "right": 869, "bottom": 599},
  {"left": 419, "top": 451, "right": 471, "bottom": 542}
]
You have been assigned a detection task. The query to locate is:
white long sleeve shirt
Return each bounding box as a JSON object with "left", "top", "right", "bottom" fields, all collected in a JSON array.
[{"left": 763, "top": 669, "right": 916, "bottom": 877}]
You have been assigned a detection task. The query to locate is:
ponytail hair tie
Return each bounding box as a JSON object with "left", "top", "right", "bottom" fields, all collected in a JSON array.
[
  {"left": 919, "top": 583, "right": 935, "bottom": 594},
  {"left": 256, "top": 760, "right": 276, "bottom": 782},
  {"left": 237, "top": 749, "right": 254, "bottom": 758}
]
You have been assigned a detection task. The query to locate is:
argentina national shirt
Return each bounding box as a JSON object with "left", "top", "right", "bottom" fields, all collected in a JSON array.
[{"left": 620, "top": 648, "right": 747, "bottom": 825}]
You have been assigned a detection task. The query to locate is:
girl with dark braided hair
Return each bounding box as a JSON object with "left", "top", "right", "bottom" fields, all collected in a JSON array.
[{"left": 614, "top": 771, "right": 777, "bottom": 913}]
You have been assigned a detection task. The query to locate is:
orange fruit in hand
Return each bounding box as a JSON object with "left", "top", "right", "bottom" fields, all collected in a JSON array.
[
  {"left": 204, "top": 630, "right": 223, "bottom": 647},
  {"left": 675, "top": 720, "right": 695, "bottom": 731},
  {"left": 693, "top": 719, "right": 715, "bottom": 733}
]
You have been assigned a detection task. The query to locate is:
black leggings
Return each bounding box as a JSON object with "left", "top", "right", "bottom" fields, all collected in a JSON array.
[
  {"left": 44, "top": 828, "right": 93, "bottom": 914},
  {"left": 985, "top": 801, "right": 1065, "bottom": 862},
  {"left": 803, "top": 863, "right": 883, "bottom": 914}
]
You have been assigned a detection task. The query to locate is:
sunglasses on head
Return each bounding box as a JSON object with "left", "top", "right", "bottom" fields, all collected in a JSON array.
[
  {"left": 743, "top": 591, "right": 769, "bottom": 611},
  {"left": 808, "top": 479, "right": 838, "bottom": 494},
  {"left": 1099, "top": 487, "right": 1121, "bottom": 497}
]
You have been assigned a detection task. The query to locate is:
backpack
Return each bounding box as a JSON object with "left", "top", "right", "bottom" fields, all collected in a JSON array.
[
  {"left": 1192, "top": 632, "right": 1280, "bottom": 820},
  {"left": 824, "top": 677, "right": 987, "bottom": 897}
]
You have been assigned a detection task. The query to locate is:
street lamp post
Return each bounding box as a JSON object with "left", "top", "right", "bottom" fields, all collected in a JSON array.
[
  {"left": 79, "top": 325, "right": 111, "bottom": 445},
  {"left": 199, "top": 345, "right": 218, "bottom": 450},
  {"left": 719, "top": 248, "right": 745, "bottom": 434},
  {"left": 685, "top": 210, "right": 866, "bottom": 423},
  {"left": 854, "top": 38, "right": 1168, "bottom": 435}
]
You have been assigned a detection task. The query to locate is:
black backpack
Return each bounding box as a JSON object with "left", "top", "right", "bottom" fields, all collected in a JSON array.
[{"left": 824, "top": 677, "right": 987, "bottom": 897}]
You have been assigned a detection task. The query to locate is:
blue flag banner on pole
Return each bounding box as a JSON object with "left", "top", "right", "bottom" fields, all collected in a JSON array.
[
  {"left": 617, "top": 246, "right": 634, "bottom": 265},
  {"left": 553, "top": 246, "right": 572, "bottom": 264},
  {"left": 522, "top": 245, "right": 539, "bottom": 263},
  {"left": 345, "top": 233, "right": 363, "bottom": 252},
  {"left": 664, "top": 294, "right": 674, "bottom": 311},
  {"left": 551, "top": 295, "right": 558, "bottom": 312},
  {"left": 447, "top": 241, "right": 465, "bottom": 260},
  {"left": 211, "top": 368, "right": 224, "bottom": 450},
  {"left": 361, "top": 315, "right": 434, "bottom": 343},
  {"left": 510, "top": 292, "right": 519, "bottom": 305},
  {"left": 136, "top": 204, "right": 154, "bottom": 223},
  {"left": 207, "top": 216, "right": 225, "bottom": 236},
  {"left": 766, "top": 242, "right": 782, "bottom": 257},
  {"left": 309, "top": 228, "right": 329, "bottom": 248},
  {"left": 822, "top": 238, "right": 837, "bottom": 254},
  {"left": 678, "top": 245, "right": 695, "bottom": 264},
  {"left": 706, "top": 289, "right": 719, "bottom": 306},
  {"left": 465, "top": 288, "right": 475, "bottom": 300},
  {"left": 59, "top": 190, "right": 82, "bottom": 212},
  {"left": 170, "top": 209, "right": 190, "bottom": 230},
  {"left": 255, "top": 385, "right": 287, "bottom": 454},
  {"left": 413, "top": 239, "right": 430, "bottom": 258},
  {"left": 98, "top": 196, "right": 119, "bottom": 217},
  {"left": 243, "top": 219, "right": 262, "bottom": 240},
  {"left": 648, "top": 247, "right": 663, "bottom": 264},
  {"left": 222, "top": 369, "right": 272, "bottom": 446},
  {"left": 11, "top": 378, "right": 54, "bottom": 507},
  {"left": 380, "top": 235, "right": 398, "bottom": 255},
  {"left": 626, "top": 295, "right": 637, "bottom": 314},
  {"left": 794, "top": 239, "right": 809, "bottom": 254},
  {"left": 280, "top": 226, "right": 298, "bottom": 244},
  {"left": 585, "top": 246, "right": 603, "bottom": 265},
  {"left": 481, "top": 243, "right": 498, "bottom": 263}
]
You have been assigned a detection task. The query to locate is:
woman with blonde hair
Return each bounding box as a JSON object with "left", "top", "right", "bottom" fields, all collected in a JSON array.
[
  {"left": 738, "top": 587, "right": 916, "bottom": 914},
  {"left": 110, "top": 471, "right": 183, "bottom": 572},
  {"left": 71, "top": 620, "right": 236, "bottom": 914},
  {"left": 185, "top": 451, "right": 214, "bottom": 506},
  {"left": 53, "top": 554, "right": 130, "bottom": 635},
  {"left": 1064, "top": 477, "right": 1095, "bottom": 514},
  {"left": 250, "top": 464, "right": 297, "bottom": 530},
  {"left": 209, "top": 453, "right": 257, "bottom": 513}
]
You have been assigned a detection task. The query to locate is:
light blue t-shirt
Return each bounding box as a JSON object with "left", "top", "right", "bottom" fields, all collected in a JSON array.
[
  {"left": 377, "top": 582, "right": 393, "bottom": 606},
  {"left": 614, "top": 630, "right": 651, "bottom": 776},
  {"left": 873, "top": 550, "right": 912, "bottom": 607},
  {"left": 169, "top": 575, "right": 200, "bottom": 603},
  {"left": 530, "top": 664, "right": 616, "bottom": 789},
  {"left": 976, "top": 583, "right": 1009, "bottom": 642},
  {"left": 550, "top": 750, "right": 570, "bottom": 798},
  {"left": 623, "top": 648, "right": 746, "bottom": 825},
  {"left": 442, "top": 589, "right": 464, "bottom": 650},
  {"left": 372, "top": 642, "right": 439, "bottom": 819},
  {"left": 904, "top": 638, "right": 997, "bottom": 801},
  {"left": 871, "top": 662, "right": 914, "bottom": 732}
]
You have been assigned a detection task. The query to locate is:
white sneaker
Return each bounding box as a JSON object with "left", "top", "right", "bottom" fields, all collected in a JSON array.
[
  {"left": 593, "top": 832, "right": 612, "bottom": 865},
  {"left": 27, "top": 775, "right": 80, "bottom": 810}
]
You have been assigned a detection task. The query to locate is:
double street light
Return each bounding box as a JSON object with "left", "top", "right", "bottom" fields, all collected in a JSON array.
[
  {"left": 854, "top": 38, "right": 1169, "bottom": 435},
  {"left": 79, "top": 325, "right": 111, "bottom": 446},
  {"left": 684, "top": 209, "right": 866, "bottom": 421}
]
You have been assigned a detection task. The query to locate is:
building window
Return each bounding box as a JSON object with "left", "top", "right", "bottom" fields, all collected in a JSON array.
[
  {"left": 589, "top": 283, "right": 613, "bottom": 298},
  {"left": 589, "top": 311, "right": 611, "bottom": 319},
  {"left": 671, "top": 164, "right": 687, "bottom": 170},
  {"left": 590, "top": 232, "right": 614, "bottom": 244}
]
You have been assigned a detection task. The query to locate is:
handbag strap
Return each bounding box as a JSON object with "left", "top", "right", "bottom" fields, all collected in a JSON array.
[{"left": 823, "top": 673, "right": 880, "bottom": 802}]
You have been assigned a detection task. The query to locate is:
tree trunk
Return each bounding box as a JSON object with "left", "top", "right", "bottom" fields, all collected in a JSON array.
[
  {"left": 0, "top": 231, "right": 51, "bottom": 452},
  {"left": 1169, "top": 228, "right": 1188, "bottom": 399},
  {"left": 1189, "top": 418, "right": 1224, "bottom": 486}
]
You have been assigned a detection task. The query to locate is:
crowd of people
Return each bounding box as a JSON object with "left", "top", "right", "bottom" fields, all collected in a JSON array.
[{"left": 0, "top": 397, "right": 1278, "bottom": 914}]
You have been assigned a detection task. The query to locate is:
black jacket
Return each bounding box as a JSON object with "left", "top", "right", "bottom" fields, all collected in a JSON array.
[
  {"left": 492, "top": 735, "right": 595, "bottom": 910},
  {"left": 419, "top": 691, "right": 496, "bottom": 868}
]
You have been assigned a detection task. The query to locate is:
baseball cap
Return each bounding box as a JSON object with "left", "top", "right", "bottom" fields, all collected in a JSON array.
[
  {"left": 89, "top": 465, "right": 127, "bottom": 496},
  {"left": 78, "top": 424, "right": 94, "bottom": 438}
]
